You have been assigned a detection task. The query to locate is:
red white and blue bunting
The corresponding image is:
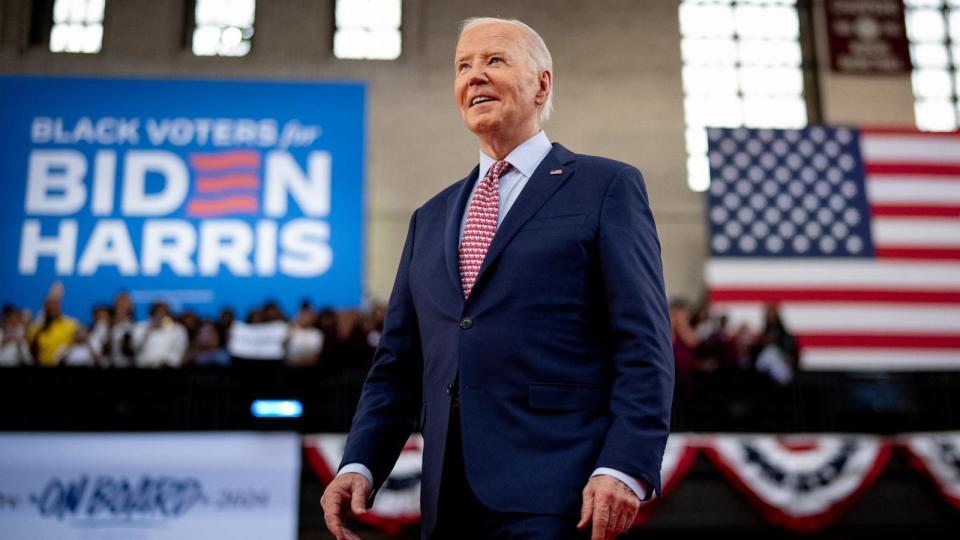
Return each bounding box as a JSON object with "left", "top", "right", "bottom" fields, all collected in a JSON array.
[
  {"left": 634, "top": 433, "right": 699, "bottom": 525},
  {"left": 900, "top": 432, "right": 960, "bottom": 511},
  {"left": 303, "top": 432, "right": 958, "bottom": 534},
  {"left": 303, "top": 434, "right": 423, "bottom": 534},
  {"left": 703, "top": 434, "right": 891, "bottom": 532}
]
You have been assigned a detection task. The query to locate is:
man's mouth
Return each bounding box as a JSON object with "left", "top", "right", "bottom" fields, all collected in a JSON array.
[{"left": 470, "top": 96, "right": 497, "bottom": 107}]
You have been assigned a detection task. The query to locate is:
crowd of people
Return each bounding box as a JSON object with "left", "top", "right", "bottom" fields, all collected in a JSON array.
[
  {"left": 668, "top": 297, "right": 800, "bottom": 428},
  {"left": 0, "top": 284, "right": 384, "bottom": 372},
  {"left": 2, "top": 284, "right": 798, "bottom": 396},
  {"left": 670, "top": 298, "right": 799, "bottom": 392}
]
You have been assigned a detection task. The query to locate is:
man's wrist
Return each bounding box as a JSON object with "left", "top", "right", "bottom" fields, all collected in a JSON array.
[
  {"left": 337, "top": 462, "right": 374, "bottom": 486},
  {"left": 591, "top": 467, "right": 651, "bottom": 501}
]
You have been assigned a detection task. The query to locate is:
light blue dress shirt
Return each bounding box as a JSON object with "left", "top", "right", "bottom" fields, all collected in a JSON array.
[
  {"left": 340, "top": 130, "right": 651, "bottom": 502},
  {"left": 458, "top": 129, "right": 553, "bottom": 242}
]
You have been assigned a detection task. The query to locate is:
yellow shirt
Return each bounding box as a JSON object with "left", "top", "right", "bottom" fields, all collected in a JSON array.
[{"left": 29, "top": 317, "right": 78, "bottom": 367}]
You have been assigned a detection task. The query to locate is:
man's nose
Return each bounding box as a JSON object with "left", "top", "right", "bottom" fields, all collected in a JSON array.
[{"left": 466, "top": 66, "right": 488, "bottom": 85}]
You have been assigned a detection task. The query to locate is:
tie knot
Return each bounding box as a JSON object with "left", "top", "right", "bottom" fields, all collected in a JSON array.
[{"left": 486, "top": 160, "right": 511, "bottom": 180}]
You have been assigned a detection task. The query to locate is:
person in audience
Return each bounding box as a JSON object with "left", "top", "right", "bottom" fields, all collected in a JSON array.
[
  {"left": 320, "top": 308, "right": 374, "bottom": 375},
  {"left": 216, "top": 307, "right": 235, "bottom": 348},
  {"left": 229, "top": 303, "right": 288, "bottom": 362},
  {"left": 132, "top": 302, "right": 188, "bottom": 368},
  {"left": 696, "top": 313, "right": 741, "bottom": 373},
  {"left": 87, "top": 304, "right": 112, "bottom": 359},
  {"left": 262, "top": 300, "right": 287, "bottom": 323},
  {"left": 246, "top": 307, "right": 264, "bottom": 324},
  {"left": 103, "top": 291, "right": 137, "bottom": 367},
  {"left": 734, "top": 322, "right": 755, "bottom": 369},
  {"left": 753, "top": 303, "right": 798, "bottom": 385},
  {"left": 28, "top": 284, "right": 78, "bottom": 367},
  {"left": 690, "top": 299, "right": 717, "bottom": 341},
  {"left": 286, "top": 308, "right": 323, "bottom": 367},
  {"left": 669, "top": 298, "right": 699, "bottom": 402},
  {"left": 0, "top": 304, "right": 32, "bottom": 366},
  {"left": 297, "top": 298, "right": 316, "bottom": 321},
  {"left": 178, "top": 310, "right": 202, "bottom": 364},
  {"left": 57, "top": 326, "right": 104, "bottom": 367},
  {"left": 193, "top": 320, "right": 231, "bottom": 367},
  {"left": 315, "top": 307, "right": 338, "bottom": 350},
  {"left": 362, "top": 301, "right": 387, "bottom": 350}
]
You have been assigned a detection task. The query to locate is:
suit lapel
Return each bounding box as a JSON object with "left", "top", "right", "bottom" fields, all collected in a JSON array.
[
  {"left": 444, "top": 165, "right": 480, "bottom": 299},
  {"left": 471, "top": 143, "right": 577, "bottom": 295}
]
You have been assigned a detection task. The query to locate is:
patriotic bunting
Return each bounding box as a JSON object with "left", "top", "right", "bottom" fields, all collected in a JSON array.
[
  {"left": 900, "top": 432, "right": 960, "bottom": 511},
  {"left": 634, "top": 434, "right": 699, "bottom": 525},
  {"left": 703, "top": 434, "right": 891, "bottom": 532},
  {"left": 303, "top": 434, "right": 423, "bottom": 534},
  {"left": 303, "top": 432, "right": 960, "bottom": 533}
]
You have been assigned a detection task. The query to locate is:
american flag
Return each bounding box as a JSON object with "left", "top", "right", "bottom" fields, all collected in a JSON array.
[{"left": 705, "top": 126, "right": 960, "bottom": 371}]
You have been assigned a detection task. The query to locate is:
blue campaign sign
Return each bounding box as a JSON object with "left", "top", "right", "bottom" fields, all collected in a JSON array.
[{"left": 0, "top": 76, "right": 365, "bottom": 319}]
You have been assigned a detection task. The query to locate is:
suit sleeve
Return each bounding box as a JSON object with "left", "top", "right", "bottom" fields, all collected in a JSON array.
[
  {"left": 594, "top": 166, "right": 675, "bottom": 499},
  {"left": 339, "top": 210, "right": 424, "bottom": 491}
]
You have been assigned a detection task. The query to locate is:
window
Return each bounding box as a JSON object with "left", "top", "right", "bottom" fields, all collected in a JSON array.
[
  {"left": 334, "top": 0, "right": 402, "bottom": 60},
  {"left": 904, "top": 0, "right": 960, "bottom": 131},
  {"left": 49, "top": 0, "right": 104, "bottom": 54},
  {"left": 679, "top": 0, "right": 808, "bottom": 191},
  {"left": 192, "top": 0, "right": 255, "bottom": 57}
]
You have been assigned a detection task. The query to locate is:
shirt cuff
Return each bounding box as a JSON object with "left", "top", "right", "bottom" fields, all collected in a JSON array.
[
  {"left": 338, "top": 462, "right": 374, "bottom": 486},
  {"left": 591, "top": 467, "right": 652, "bottom": 501}
]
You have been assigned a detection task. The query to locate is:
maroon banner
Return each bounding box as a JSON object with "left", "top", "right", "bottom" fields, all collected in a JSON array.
[{"left": 825, "top": 0, "right": 911, "bottom": 74}]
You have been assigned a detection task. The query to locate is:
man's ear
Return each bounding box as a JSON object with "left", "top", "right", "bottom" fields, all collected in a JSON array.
[{"left": 535, "top": 70, "right": 552, "bottom": 106}]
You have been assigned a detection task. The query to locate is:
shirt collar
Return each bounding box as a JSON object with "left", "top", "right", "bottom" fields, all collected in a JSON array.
[{"left": 479, "top": 130, "right": 552, "bottom": 179}]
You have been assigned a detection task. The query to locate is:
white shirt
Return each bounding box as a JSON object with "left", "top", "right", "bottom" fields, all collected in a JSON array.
[
  {"left": 286, "top": 326, "right": 324, "bottom": 365},
  {"left": 340, "top": 131, "right": 651, "bottom": 502},
  {"left": 132, "top": 319, "right": 188, "bottom": 368}
]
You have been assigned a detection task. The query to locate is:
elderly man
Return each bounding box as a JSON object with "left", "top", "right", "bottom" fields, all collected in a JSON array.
[{"left": 322, "top": 17, "right": 673, "bottom": 540}]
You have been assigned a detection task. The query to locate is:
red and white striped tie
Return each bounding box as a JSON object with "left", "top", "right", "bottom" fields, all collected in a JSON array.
[{"left": 459, "top": 160, "right": 511, "bottom": 298}]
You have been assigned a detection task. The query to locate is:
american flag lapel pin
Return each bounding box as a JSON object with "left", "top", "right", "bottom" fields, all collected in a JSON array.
[{"left": 549, "top": 169, "right": 563, "bottom": 175}]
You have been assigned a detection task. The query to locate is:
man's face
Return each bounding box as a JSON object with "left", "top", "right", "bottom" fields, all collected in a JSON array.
[{"left": 453, "top": 22, "right": 546, "bottom": 139}]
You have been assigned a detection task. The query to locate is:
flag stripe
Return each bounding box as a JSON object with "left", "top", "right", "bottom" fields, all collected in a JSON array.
[
  {"left": 801, "top": 350, "right": 960, "bottom": 371},
  {"left": 860, "top": 137, "right": 960, "bottom": 164},
  {"left": 716, "top": 303, "right": 960, "bottom": 333},
  {"left": 870, "top": 205, "right": 960, "bottom": 218},
  {"left": 707, "top": 260, "right": 960, "bottom": 289},
  {"left": 797, "top": 334, "right": 960, "bottom": 349},
  {"left": 866, "top": 180, "right": 960, "bottom": 203},
  {"left": 860, "top": 127, "right": 960, "bottom": 136},
  {"left": 872, "top": 219, "right": 960, "bottom": 247},
  {"left": 875, "top": 246, "right": 960, "bottom": 260},
  {"left": 710, "top": 289, "right": 960, "bottom": 304},
  {"left": 865, "top": 164, "right": 960, "bottom": 176}
]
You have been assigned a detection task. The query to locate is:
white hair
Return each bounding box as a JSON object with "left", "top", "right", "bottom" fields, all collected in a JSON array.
[{"left": 459, "top": 17, "right": 554, "bottom": 123}]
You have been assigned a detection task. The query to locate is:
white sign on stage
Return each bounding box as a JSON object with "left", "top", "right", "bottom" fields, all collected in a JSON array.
[{"left": 0, "top": 432, "right": 300, "bottom": 540}]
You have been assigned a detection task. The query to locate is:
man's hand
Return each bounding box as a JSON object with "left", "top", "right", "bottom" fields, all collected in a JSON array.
[
  {"left": 321, "top": 472, "right": 371, "bottom": 540},
  {"left": 576, "top": 475, "right": 641, "bottom": 540}
]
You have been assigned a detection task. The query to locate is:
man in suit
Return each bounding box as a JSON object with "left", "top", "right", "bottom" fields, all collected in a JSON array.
[{"left": 321, "top": 17, "right": 674, "bottom": 540}]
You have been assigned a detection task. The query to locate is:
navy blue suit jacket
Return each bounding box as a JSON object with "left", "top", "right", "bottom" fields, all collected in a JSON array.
[{"left": 340, "top": 143, "right": 674, "bottom": 536}]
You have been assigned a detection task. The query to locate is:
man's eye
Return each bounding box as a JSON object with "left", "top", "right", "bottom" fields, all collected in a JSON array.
[
  {"left": 489, "top": 57, "right": 503, "bottom": 64},
  {"left": 458, "top": 63, "right": 470, "bottom": 72}
]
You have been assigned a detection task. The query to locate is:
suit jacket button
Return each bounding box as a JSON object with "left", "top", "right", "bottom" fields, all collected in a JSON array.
[{"left": 459, "top": 318, "right": 473, "bottom": 329}]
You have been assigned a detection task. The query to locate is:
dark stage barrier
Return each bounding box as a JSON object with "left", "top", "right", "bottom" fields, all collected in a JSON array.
[
  {"left": 2, "top": 367, "right": 959, "bottom": 538},
  {"left": 1, "top": 366, "right": 958, "bottom": 434}
]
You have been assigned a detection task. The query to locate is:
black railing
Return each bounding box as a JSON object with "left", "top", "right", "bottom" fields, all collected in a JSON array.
[{"left": 1, "top": 366, "right": 958, "bottom": 433}]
